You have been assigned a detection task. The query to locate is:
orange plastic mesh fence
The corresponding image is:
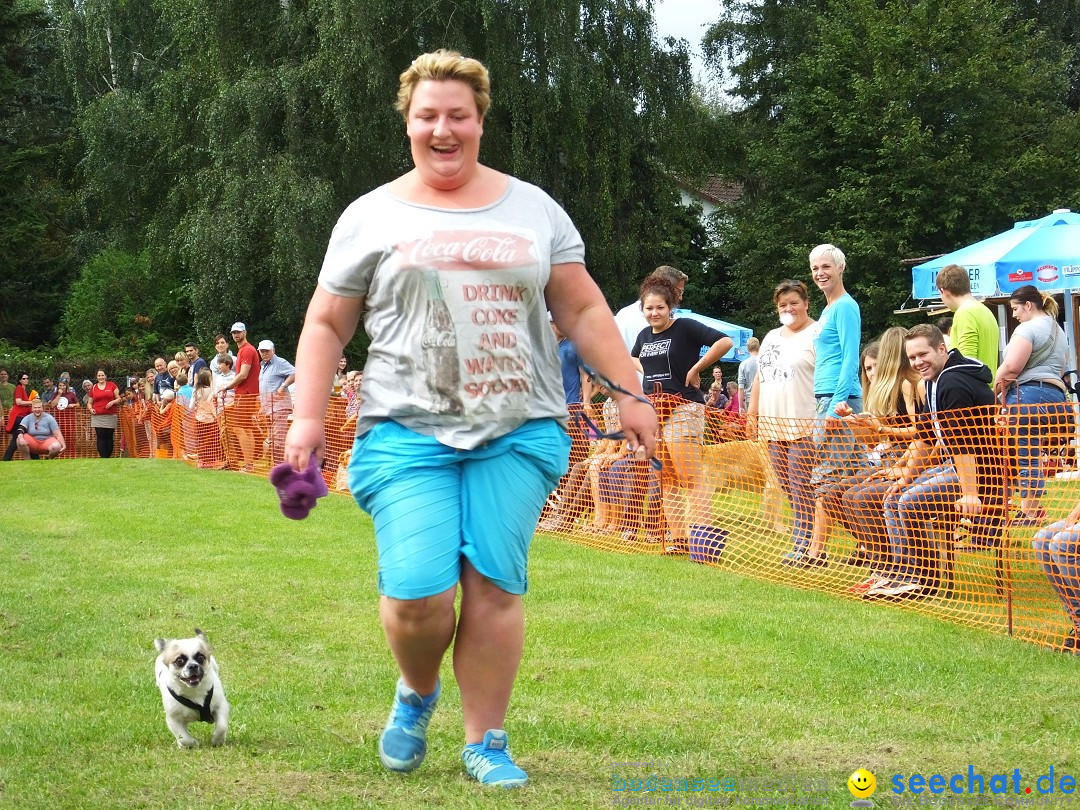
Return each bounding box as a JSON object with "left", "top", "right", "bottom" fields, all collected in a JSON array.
[
  {"left": 8, "top": 394, "right": 1080, "bottom": 651},
  {"left": 2, "top": 396, "right": 356, "bottom": 482},
  {"left": 540, "top": 394, "right": 1080, "bottom": 653}
]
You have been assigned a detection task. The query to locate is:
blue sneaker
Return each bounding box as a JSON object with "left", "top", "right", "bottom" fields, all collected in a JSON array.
[
  {"left": 378, "top": 678, "right": 440, "bottom": 772},
  {"left": 462, "top": 729, "right": 528, "bottom": 788}
]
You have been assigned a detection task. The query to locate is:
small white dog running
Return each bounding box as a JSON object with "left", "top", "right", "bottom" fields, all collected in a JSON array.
[{"left": 154, "top": 628, "right": 230, "bottom": 748}]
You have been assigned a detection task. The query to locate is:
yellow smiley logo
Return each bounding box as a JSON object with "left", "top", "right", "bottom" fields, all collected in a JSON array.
[{"left": 848, "top": 769, "right": 877, "bottom": 798}]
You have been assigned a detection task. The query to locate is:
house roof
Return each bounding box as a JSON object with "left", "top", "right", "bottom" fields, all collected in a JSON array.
[{"left": 676, "top": 175, "right": 743, "bottom": 205}]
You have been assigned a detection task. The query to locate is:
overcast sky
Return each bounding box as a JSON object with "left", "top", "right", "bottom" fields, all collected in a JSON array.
[{"left": 652, "top": 0, "right": 722, "bottom": 86}]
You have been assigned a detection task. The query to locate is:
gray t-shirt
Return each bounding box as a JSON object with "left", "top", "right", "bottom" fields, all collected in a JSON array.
[
  {"left": 318, "top": 177, "right": 586, "bottom": 449},
  {"left": 738, "top": 355, "right": 758, "bottom": 396},
  {"left": 1014, "top": 315, "right": 1067, "bottom": 385}
]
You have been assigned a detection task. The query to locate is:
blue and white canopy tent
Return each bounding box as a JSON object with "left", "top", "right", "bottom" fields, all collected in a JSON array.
[
  {"left": 910, "top": 209, "right": 1080, "bottom": 370},
  {"left": 912, "top": 209, "right": 1080, "bottom": 298},
  {"left": 679, "top": 310, "right": 754, "bottom": 362}
]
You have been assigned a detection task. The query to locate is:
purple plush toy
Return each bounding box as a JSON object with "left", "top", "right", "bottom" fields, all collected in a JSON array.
[{"left": 269, "top": 458, "right": 329, "bottom": 520}]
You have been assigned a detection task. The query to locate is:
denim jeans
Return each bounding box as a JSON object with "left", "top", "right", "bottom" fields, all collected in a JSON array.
[
  {"left": 768, "top": 437, "right": 815, "bottom": 553},
  {"left": 883, "top": 464, "right": 957, "bottom": 583},
  {"left": 1033, "top": 521, "right": 1080, "bottom": 630},
  {"left": 1005, "top": 383, "right": 1068, "bottom": 500},
  {"left": 810, "top": 394, "right": 863, "bottom": 495}
]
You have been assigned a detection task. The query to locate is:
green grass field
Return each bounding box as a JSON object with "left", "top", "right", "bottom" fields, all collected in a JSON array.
[{"left": 1, "top": 460, "right": 1078, "bottom": 809}]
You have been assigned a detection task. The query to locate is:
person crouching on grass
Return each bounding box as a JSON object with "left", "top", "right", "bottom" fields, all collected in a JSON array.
[{"left": 282, "top": 50, "right": 657, "bottom": 789}]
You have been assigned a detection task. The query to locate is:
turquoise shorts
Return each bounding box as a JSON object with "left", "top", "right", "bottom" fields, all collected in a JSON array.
[{"left": 348, "top": 418, "right": 571, "bottom": 600}]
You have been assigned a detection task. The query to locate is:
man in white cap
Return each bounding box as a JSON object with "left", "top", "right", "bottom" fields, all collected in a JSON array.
[
  {"left": 257, "top": 339, "right": 296, "bottom": 465},
  {"left": 220, "top": 322, "right": 260, "bottom": 470}
]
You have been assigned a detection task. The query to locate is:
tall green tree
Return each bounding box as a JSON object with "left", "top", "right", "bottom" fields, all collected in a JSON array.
[
  {"left": 47, "top": 0, "right": 712, "bottom": 359},
  {"left": 0, "top": 0, "right": 75, "bottom": 348}
]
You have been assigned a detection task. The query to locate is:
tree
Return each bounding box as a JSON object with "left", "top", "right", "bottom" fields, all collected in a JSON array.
[
  {"left": 0, "top": 0, "right": 76, "bottom": 348},
  {"left": 43, "top": 0, "right": 712, "bottom": 359},
  {"left": 704, "top": 0, "right": 1080, "bottom": 340}
]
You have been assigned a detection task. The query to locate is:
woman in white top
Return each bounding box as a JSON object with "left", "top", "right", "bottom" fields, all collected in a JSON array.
[
  {"left": 748, "top": 279, "right": 817, "bottom": 563},
  {"left": 994, "top": 285, "right": 1069, "bottom": 524}
]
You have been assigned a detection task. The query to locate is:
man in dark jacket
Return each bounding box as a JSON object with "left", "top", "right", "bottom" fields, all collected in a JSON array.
[{"left": 868, "top": 324, "right": 1002, "bottom": 598}]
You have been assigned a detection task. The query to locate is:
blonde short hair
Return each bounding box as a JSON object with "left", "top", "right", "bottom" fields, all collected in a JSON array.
[{"left": 395, "top": 49, "right": 491, "bottom": 120}]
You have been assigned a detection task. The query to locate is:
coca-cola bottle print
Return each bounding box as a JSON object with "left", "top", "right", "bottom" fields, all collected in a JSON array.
[{"left": 421, "top": 270, "right": 464, "bottom": 414}]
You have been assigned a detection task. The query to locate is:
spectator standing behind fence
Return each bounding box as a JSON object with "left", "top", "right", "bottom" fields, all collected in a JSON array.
[
  {"left": 936, "top": 315, "right": 953, "bottom": 350},
  {"left": 614, "top": 265, "right": 689, "bottom": 353},
  {"left": 40, "top": 378, "right": 57, "bottom": 405},
  {"left": 87, "top": 369, "right": 122, "bottom": 458},
  {"left": 186, "top": 342, "right": 208, "bottom": 380},
  {"left": 868, "top": 324, "right": 1001, "bottom": 599},
  {"left": 3, "top": 372, "right": 33, "bottom": 461},
  {"left": 936, "top": 263, "right": 998, "bottom": 378},
  {"left": 49, "top": 379, "right": 79, "bottom": 410},
  {"left": 211, "top": 334, "right": 236, "bottom": 379},
  {"left": 748, "top": 280, "right": 817, "bottom": 559},
  {"left": 221, "top": 322, "right": 260, "bottom": 471},
  {"left": 632, "top": 275, "right": 732, "bottom": 552},
  {"left": 190, "top": 368, "right": 224, "bottom": 469},
  {"left": 994, "top": 285, "right": 1069, "bottom": 526},
  {"left": 800, "top": 244, "right": 862, "bottom": 568},
  {"left": 152, "top": 357, "right": 170, "bottom": 401},
  {"left": 1032, "top": 504, "right": 1080, "bottom": 654},
  {"left": 738, "top": 338, "right": 759, "bottom": 413},
  {"left": 258, "top": 339, "right": 296, "bottom": 466},
  {"left": 283, "top": 49, "right": 657, "bottom": 788},
  {"left": 17, "top": 398, "right": 65, "bottom": 459}
]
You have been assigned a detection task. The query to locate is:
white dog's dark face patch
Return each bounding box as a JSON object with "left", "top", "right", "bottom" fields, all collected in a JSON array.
[{"left": 160, "top": 638, "right": 211, "bottom": 686}]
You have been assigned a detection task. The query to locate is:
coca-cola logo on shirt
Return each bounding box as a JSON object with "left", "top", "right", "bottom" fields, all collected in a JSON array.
[{"left": 397, "top": 231, "right": 535, "bottom": 271}]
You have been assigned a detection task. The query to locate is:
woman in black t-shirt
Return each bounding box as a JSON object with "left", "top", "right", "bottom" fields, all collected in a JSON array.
[{"left": 632, "top": 277, "right": 732, "bottom": 550}]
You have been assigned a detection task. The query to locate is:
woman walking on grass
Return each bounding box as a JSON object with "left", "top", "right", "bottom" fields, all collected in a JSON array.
[{"left": 283, "top": 50, "right": 657, "bottom": 789}]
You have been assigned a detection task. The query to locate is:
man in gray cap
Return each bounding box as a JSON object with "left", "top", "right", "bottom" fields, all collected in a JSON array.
[{"left": 258, "top": 339, "right": 296, "bottom": 465}]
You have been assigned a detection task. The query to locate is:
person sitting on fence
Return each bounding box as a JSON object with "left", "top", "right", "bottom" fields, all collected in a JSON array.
[
  {"left": 17, "top": 399, "right": 66, "bottom": 459},
  {"left": 867, "top": 324, "right": 1002, "bottom": 599},
  {"left": 1032, "top": 506, "right": 1080, "bottom": 654},
  {"left": 822, "top": 329, "right": 924, "bottom": 594}
]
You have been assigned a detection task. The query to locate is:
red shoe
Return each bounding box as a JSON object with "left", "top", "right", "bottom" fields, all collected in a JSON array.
[{"left": 848, "top": 575, "right": 880, "bottom": 595}]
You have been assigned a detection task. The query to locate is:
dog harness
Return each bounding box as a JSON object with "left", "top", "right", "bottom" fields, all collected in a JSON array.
[{"left": 168, "top": 686, "right": 215, "bottom": 723}]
